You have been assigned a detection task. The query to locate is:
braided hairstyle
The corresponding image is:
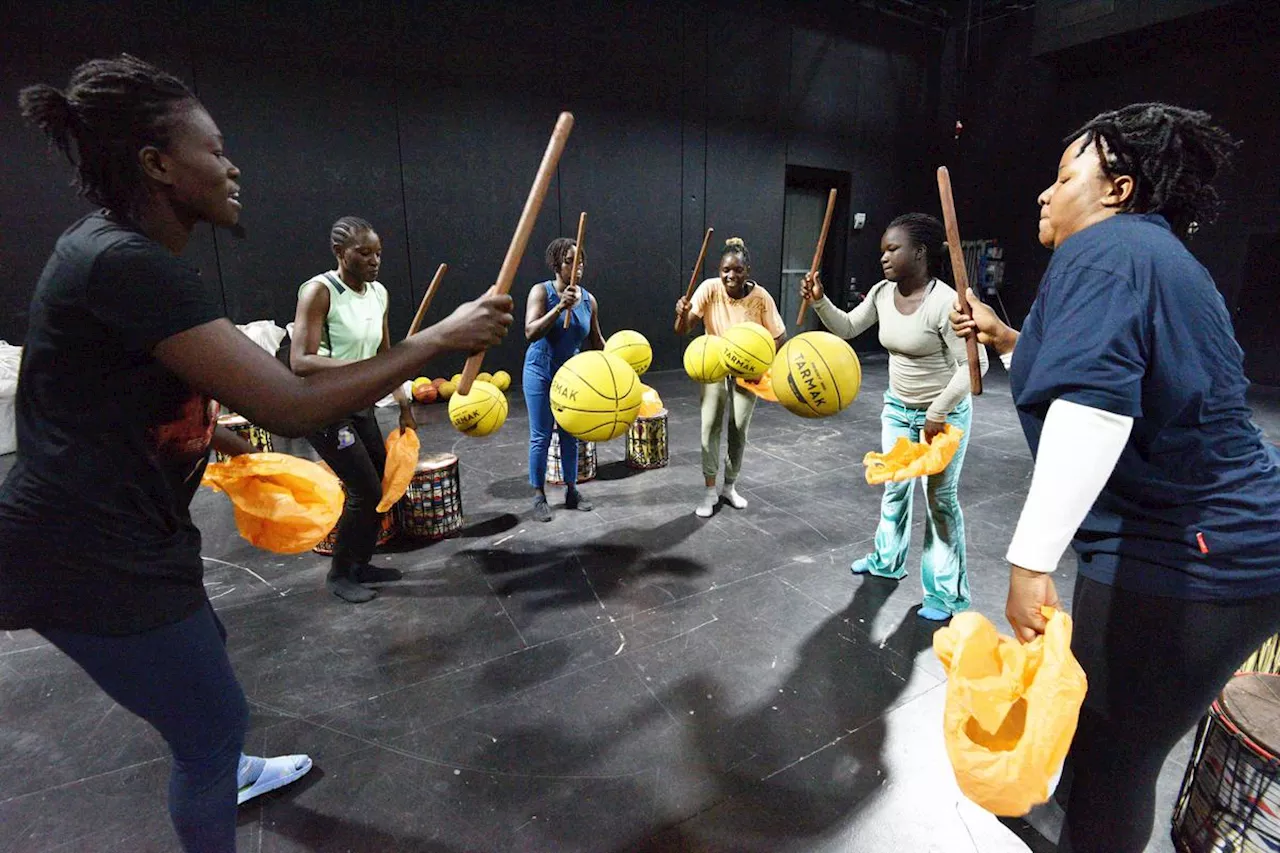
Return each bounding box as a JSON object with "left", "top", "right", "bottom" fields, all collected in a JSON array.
[
  {"left": 545, "top": 237, "right": 579, "bottom": 276},
  {"left": 721, "top": 236, "right": 751, "bottom": 267},
  {"left": 18, "top": 54, "right": 198, "bottom": 219},
  {"left": 1067, "top": 103, "right": 1238, "bottom": 239},
  {"left": 886, "top": 213, "right": 945, "bottom": 279},
  {"left": 330, "top": 216, "right": 375, "bottom": 252}
]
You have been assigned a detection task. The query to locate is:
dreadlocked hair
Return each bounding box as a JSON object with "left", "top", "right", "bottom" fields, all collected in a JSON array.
[
  {"left": 330, "top": 216, "right": 375, "bottom": 251},
  {"left": 1068, "top": 103, "right": 1238, "bottom": 239},
  {"left": 545, "top": 237, "right": 579, "bottom": 274},
  {"left": 887, "top": 213, "right": 945, "bottom": 279},
  {"left": 722, "top": 236, "right": 750, "bottom": 266},
  {"left": 18, "top": 54, "right": 198, "bottom": 219}
]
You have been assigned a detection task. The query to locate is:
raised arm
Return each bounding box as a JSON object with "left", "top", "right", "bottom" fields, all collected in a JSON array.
[
  {"left": 525, "top": 283, "right": 568, "bottom": 342},
  {"left": 804, "top": 273, "right": 880, "bottom": 340},
  {"left": 155, "top": 291, "right": 513, "bottom": 438},
  {"left": 950, "top": 286, "right": 1018, "bottom": 361}
]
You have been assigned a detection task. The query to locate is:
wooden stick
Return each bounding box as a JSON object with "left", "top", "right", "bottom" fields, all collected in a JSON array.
[
  {"left": 675, "top": 227, "right": 714, "bottom": 333},
  {"left": 457, "top": 112, "right": 574, "bottom": 395},
  {"left": 795, "top": 188, "right": 838, "bottom": 326},
  {"left": 937, "top": 166, "right": 983, "bottom": 396},
  {"left": 404, "top": 263, "right": 448, "bottom": 340},
  {"left": 563, "top": 211, "right": 587, "bottom": 329}
]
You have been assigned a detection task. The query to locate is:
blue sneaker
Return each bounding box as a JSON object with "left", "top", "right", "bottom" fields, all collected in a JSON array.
[{"left": 917, "top": 606, "right": 952, "bottom": 622}]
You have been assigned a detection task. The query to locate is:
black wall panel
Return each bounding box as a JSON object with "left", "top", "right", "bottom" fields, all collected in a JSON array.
[
  {"left": 187, "top": 0, "right": 413, "bottom": 334},
  {"left": 703, "top": 10, "right": 789, "bottom": 316},
  {"left": 553, "top": 2, "right": 685, "bottom": 369},
  {"left": 1, "top": 0, "right": 944, "bottom": 386},
  {"left": 394, "top": 1, "right": 567, "bottom": 382},
  {"left": 0, "top": 1, "right": 216, "bottom": 338},
  {"left": 950, "top": 1, "right": 1280, "bottom": 365}
]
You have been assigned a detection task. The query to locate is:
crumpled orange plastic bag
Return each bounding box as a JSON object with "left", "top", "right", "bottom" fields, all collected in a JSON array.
[
  {"left": 933, "top": 607, "right": 1088, "bottom": 817},
  {"left": 638, "top": 385, "right": 665, "bottom": 418},
  {"left": 377, "top": 428, "right": 419, "bottom": 512},
  {"left": 863, "top": 425, "right": 963, "bottom": 484},
  {"left": 202, "top": 452, "right": 344, "bottom": 554},
  {"left": 736, "top": 368, "right": 778, "bottom": 402}
]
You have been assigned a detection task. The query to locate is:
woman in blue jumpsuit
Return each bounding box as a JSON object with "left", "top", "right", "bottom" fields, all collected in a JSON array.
[{"left": 523, "top": 237, "right": 606, "bottom": 521}]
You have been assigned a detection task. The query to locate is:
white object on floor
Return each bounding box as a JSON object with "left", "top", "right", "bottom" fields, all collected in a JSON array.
[
  {"left": 0, "top": 341, "right": 21, "bottom": 456},
  {"left": 235, "top": 320, "right": 286, "bottom": 355}
]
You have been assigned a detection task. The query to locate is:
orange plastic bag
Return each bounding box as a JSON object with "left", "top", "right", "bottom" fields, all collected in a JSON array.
[
  {"left": 202, "top": 452, "right": 345, "bottom": 554},
  {"left": 862, "top": 425, "right": 963, "bottom": 485},
  {"left": 377, "top": 428, "right": 419, "bottom": 512},
  {"left": 933, "top": 607, "right": 1088, "bottom": 817},
  {"left": 638, "top": 385, "right": 665, "bottom": 418},
  {"left": 736, "top": 368, "right": 778, "bottom": 402}
]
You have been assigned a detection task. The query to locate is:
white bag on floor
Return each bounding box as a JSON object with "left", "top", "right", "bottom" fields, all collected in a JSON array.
[
  {"left": 0, "top": 341, "right": 21, "bottom": 455},
  {"left": 236, "top": 320, "right": 287, "bottom": 355}
]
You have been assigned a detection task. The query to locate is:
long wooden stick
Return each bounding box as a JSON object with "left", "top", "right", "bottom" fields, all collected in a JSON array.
[
  {"left": 795, "top": 188, "right": 837, "bottom": 326},
  {"left": 675, "top": 227, "right": 714, "bottom": 333},
  {"left": 937, "top": 166, "right": 983, "bottom": 396},
  {"left": 405, "top": 263, "right": 447, "bottom": 340},
  {"left": 563, "top": 211, "right": 587, "bottom": 329},
  {"left": 458, "top": 112, "right": 575, "bottom": 396}
]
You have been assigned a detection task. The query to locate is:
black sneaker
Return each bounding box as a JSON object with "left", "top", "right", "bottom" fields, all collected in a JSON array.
[{"left": 565, "top": 488, "right": 593, "bottom": 511}]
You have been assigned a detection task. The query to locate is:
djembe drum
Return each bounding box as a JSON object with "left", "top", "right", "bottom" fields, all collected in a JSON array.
[
  {"left": 396, "top": 453, "right": 463, "bottom": 540},
  {"left": 215, "top": 413, "right": 273, "bottom": 462},
  {"left": 547, "top": 432, "right": 596, "bottom": 484},
  {"left": 1172, "top": 672, "right": 1280, "bottom": 852},
  {"left": 312, "top": 460, "right": 397, "bottom": 555},
  {"left": 625, "top": 409, "right": 669, "bottom": 470}
]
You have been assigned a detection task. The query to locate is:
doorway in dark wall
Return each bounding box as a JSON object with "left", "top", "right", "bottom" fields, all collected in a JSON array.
[
  {"left": 1237, "top": 233, "right": 1280, "bottom": 387},
  {"left": 780, "top": 166, "right": 852, "bottom": 335}
]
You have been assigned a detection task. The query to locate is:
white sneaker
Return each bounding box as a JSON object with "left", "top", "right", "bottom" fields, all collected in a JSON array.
[{"left": 721, "top": 484, "right": 748, "bottom": 510}]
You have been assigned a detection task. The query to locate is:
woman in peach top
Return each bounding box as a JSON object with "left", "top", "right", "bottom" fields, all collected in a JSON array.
[{"left": 674, "top": 237, "right": 786, "bottom": 517}]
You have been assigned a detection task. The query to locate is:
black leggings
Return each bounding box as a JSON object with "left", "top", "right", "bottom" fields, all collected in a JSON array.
[
  {"left": 1058, "top": 573, "right": 1280, "bottom": 853},
  {"left": 41, "top": 604, "right": 246, "bottom": 852},
  {"left": 305, "top": 407, "right": 386, "bottom": 574}
]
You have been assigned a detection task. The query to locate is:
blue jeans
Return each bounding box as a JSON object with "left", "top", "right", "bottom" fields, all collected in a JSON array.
[
  {"left": 40, "top": 603, "right": 248, "bottom": 852},
  {"left": 524, "top": 365, "right": 578, "bottom": 490},
  {"left": 858, "top": 391, "right": 973, "bottom": 614}
]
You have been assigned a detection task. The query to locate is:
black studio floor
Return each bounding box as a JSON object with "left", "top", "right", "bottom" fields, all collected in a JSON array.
[{"left": 3, "top": 357, "right": 1279, "bottom": 853}]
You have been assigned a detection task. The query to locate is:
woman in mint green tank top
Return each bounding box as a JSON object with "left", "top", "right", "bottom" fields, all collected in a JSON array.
[{"left": 290, "top": 217, "right": 414, "bottom": 604}]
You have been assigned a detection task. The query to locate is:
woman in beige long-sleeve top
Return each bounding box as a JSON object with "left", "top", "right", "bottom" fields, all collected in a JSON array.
[{"left": 802, "top": 213, "right": 988, "bottom": 620}]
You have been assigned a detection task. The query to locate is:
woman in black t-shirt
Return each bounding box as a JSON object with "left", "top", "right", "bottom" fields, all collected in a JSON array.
[{"left": 1, "top": 56, "right": 512, "bottom": 851}]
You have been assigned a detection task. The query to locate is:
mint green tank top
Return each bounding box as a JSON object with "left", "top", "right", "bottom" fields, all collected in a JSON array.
[{"left": 299, "top": 271, "right": 387, "bottom": 362}]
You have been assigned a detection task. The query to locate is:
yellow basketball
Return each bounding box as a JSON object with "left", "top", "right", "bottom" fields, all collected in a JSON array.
[
  {"left": 550, "top": 351, "right": 643, "bottom": 441},
  {"left": 771, "top": 331, "right": 862, "bottom": 418},
  {"left": 721, "top": 322, "right": 776, "bottom": 379},
  {"left": 604, "top": 329, "right": 652, "bottom": 376},
  {"left": 438, "top": 380, "right": 457, "bottom": 400},
  {"left": 491, "top": 370, "right": 512, "bottom": 391},
  {"left": 448, "top": 380, "right": 508, "bottom": 436},
  {"left": 683, "top": 335, "right": 730, "bottom": 384}
]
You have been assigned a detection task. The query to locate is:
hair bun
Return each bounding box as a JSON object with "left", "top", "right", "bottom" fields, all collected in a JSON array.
[{"left": 724, "top": 237, "right": 745, "bottom": 249}]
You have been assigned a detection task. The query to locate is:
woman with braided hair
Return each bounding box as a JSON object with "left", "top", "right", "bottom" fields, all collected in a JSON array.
[
  {"left": 1, "top": 55, "right": 512, "bottom": 850},
  {"left": 292, "top": 216, "right": 417, "bottom": 603},
  {"left": 801, "top": 213, "right": 987, "bottom": 621},
  {"left": 952, "top": 103, "right": 1280, "bottom": 853}
]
